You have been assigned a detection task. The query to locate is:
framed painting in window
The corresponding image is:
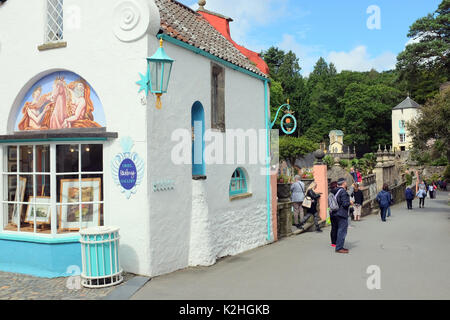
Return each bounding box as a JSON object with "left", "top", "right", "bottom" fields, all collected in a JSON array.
[
  {"left": 8, "top": 147, "right": 17, "bottom": 161},
  {"left": 59, "top": 178, "right": 101, "bottom": 230},
  {"left": 24, "top": 196, "right": 51, "bottom": 224}
]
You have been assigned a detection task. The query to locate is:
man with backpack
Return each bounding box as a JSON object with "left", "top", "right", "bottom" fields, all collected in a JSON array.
[{"left": 329, "top": 178, "right": 351, "bottom": 254}]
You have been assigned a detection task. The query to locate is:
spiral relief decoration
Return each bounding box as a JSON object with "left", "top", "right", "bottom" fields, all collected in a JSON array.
[{"left": 113, "top": 0, "right": 152, "bottom": 42}]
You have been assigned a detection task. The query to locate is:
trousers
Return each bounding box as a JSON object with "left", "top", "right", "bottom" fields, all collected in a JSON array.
[
  {"left": 380, "top": 207, "right": 388, "bottom": 221},
  {"left": 335, "top": 215, "right": 348, "bottom": 251},
  {"left": 419, "top": 197, "right": 425, "bottom": 207},
  {"left": 292, "top": 202, "right": 304, "bottom": 225},
  {"left": 330, "top": 214, "right": 338, "bottom": 245},
  {"left": 300, "top": 210, "right": 320, "bottom": 229},
  {"left": 406, "top": 199, "right": 413, "bottom": 209}
]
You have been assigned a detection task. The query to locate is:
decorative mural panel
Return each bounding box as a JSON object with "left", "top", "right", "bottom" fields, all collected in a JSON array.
[{"left": 14, "top": 71, "right": 106, "bottom": 131}]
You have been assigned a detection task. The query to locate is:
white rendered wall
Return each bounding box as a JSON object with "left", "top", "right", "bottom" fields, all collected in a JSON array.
[
  {"left": 392, "top": 108, "right": 418, "bottom": 151},
  {"left": 146, "top": 40, "right": 270, "bottom": 276},
  {"left": 0, "top": 0, "right": 270, "bottom": 278},
  {"left": 0, "top": 0, "right": 160, "bottom": 276}
]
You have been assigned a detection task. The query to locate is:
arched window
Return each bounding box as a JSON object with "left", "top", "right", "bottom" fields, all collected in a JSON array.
[
  {"left": 229, "top": 168, "right": 248, "bottom": 197},
  {"left": 191, "top": 101, "right": 205, "bottom": 176}
]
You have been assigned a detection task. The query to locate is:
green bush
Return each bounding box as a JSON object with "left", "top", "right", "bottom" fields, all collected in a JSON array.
[
  {"left": 323, "top": 155, "right": 334, "bottom": 168},
  {"left": 405, "top": 173, "right": 413, "bottom": 186},
  {"left": 339, "top": 159, "right": 350, "bottom": 168},
  {"left": 443, "top": 165, "right": 450, "bottom": 181},
  {"left": 431, "top": 156, "right": 449, "bottom": 166},
  {"left": 279, "top": 136, "right": 319, "bottom": 163}
]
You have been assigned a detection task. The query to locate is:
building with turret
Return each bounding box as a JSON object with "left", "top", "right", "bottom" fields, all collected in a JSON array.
[{"left": 392, "top": 97, "right": 420, "bottom": 151}]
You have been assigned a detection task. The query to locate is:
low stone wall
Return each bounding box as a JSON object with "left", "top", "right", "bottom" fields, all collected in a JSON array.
[
  {"left": 277, "top": 202, "right": 293, "bottom": 239},
  {"left": 390, "top": 181, "right": 407, "bottom": 205},
  {"left": 359, "top": 174, "right": 406, "bottom": 216}
]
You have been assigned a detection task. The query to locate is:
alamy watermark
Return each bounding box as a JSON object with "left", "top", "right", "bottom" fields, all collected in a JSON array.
[
  {"left": 171, "top": 127, "right": 279, "bottom": 175},
  {"left": 65, "top": 265, "right": 82, "bottom": 290},
  {"left": 367, "top": 5, "right": 381, "bottom": 30},
  {"left": 366, "top": 265, "right": 381, "bottom": 290}
]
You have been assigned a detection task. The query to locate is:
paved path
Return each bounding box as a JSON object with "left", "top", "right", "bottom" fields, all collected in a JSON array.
[
  {"left": 0, "top": 272, "right": 135, "bottom": 300},
  {"left": 133, "top": 191, "right": 450, "bottom": 300}
]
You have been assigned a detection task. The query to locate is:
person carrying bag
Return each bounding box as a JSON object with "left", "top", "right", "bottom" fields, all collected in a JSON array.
[{"left": 291, "top": 175, "right": 306, "bottom": 228}]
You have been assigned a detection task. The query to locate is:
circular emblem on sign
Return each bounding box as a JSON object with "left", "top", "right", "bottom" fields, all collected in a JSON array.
[
  {"left": 281, "top": 113, "right": 297, "bottom": 135},
  {"left": 118, "top": 158, "right": 137, "bottom": 190}
]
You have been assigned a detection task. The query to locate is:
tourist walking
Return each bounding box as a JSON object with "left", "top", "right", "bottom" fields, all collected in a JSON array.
[
  {"left": 376, "top": 183, "right": 392, "bottom": 222},
  {"left": 350, "top": 167, "right": 358, "bottom": 183},
  {"left": 330, "top": 178, "right": 351, "bottom": 254},
  {"left": 351, "top": 183, "right": 364, "bottom": 221},
  {"left": 356, "top": 169, "right": 362, "bottom": 184},
  {"left": 387, "top": 188, "right": 393, "bottom": 217},
  {"left": 405, "top": 185, "right": 414, "bottom": 210},
  {"left": 417, "top": 181, "right": 427, "bottom": 208},
  {"left": 428, "top": 184, "right": 435, "bottom": 199},
  {"left": 297, "top": 182, "right": 322, "bottom": 233},
  {"left": 328, "top": 181, "right": 339, "bottom": 248},
  {"left": 291, "top": 175, "right": 306, "bottom": 228}
]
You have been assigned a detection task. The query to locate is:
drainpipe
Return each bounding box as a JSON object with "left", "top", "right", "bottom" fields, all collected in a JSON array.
[{"left": 264, "top": 79, "right": 272, "bottom": 241}]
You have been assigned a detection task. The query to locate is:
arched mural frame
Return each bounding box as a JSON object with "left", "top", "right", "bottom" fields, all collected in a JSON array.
[{"left": 7, "top": 69, "right": 107, "bottom": 133}]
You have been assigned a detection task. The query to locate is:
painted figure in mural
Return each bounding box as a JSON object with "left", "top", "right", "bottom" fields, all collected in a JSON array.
[
  {"left": 49, "top": 77, "right": 69, "bottom": 129},
  {"left": 17, "top": 76, "right": 102, "bottom": 131},
  {"left": 63, "top": 80, "right": 101, "bottom": 128},
  {"left": 17, "top": 86, "right": 52, "bottom": 130}
]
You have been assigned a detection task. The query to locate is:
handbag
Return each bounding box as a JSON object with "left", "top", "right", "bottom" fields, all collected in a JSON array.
[{"left": 302, "top": 196, "right": 312, "bottom": 208}]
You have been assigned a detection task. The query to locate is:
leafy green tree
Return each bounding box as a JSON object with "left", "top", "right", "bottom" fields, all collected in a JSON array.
[
  {"left": 278, "top": 136, "right": 319, "bottom": 165},
  {"left": 407, "top": 86, "right": 450, "bottom": 164},
  {"left": 396, "top": 0, "right": 450, "bottom": 103},
  {"left": 340, "top": 82, "right": 402, "bottom": 148}
]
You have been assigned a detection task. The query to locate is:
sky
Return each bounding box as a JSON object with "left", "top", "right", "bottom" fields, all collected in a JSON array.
[{"left": 179, "top": 0, "right": 441, "bottom": 76}]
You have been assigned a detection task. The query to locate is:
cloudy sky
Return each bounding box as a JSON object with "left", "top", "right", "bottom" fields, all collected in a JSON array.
[{"left": 179, "top": 0, "right": 441, "bottom": 76}]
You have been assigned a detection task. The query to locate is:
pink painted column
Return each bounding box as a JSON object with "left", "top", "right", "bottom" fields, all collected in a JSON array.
[
  {"left": 271, "top": 173, "right": 278, "bottom": 241},
  {"left": 313, "top": 164, "right": 328, "bottom": 221}
]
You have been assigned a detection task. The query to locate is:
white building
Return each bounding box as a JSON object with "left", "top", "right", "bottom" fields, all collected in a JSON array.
[
  {"left": 392, "top": 96, "right": 420, "bottom": 151},
  {"left": 0, "top": 0, "right": 273, "bottom": 278}
]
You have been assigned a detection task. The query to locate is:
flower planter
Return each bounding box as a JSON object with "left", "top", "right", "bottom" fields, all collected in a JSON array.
[{"left": 277, "top": 183, "right": 291, "bottom": 202}]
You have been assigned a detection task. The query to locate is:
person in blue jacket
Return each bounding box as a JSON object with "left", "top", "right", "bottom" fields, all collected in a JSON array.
[
  {"left": 376, "top": 183, "right": 392, "bottom": 222},
  {"left": 405, "top": 186, "right": 414, "bottom": 210},
  {"left": 330, "top": 178, "right": 352, "bottom": 254}
]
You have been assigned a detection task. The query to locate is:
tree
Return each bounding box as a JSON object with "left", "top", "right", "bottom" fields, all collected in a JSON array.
[
  {"left": 340, "top": 82, "right": 402, "bottom": 149},
  {"left": 278, "top": 136, "right": 319, "bottom": 165},
  {"left": 407, "top": 86, "right": 450, "bottom": 164},
  {"left": 396, "top": 0, "right": 450, "bottom": 103}
]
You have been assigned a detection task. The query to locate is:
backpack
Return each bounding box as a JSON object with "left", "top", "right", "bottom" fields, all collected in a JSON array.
[{"left": 328, "top": 189, "right": 343, "bottom": 211}]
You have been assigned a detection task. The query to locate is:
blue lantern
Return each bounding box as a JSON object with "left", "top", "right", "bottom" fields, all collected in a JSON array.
[{"left": 137, "top": 38, "right": 174, "bottom": 109}]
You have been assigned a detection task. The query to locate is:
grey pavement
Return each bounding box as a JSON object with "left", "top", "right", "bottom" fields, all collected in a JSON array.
[
  {"left": 0, "top": 271, "right": 135, "bottom": 300},
  {"left": 132, "top": 191, "right": 450, "bottom": 300}
]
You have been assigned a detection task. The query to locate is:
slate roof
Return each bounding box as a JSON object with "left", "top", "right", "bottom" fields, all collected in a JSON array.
[
  {"left": 329, "top": 130, "right": 344, "bottom": 136},
  {"left": 155, "top": 0, "right": 267, "bottom": 78},
  {"left": 393, "top": 97, "right": 420, "bottom": 110}
]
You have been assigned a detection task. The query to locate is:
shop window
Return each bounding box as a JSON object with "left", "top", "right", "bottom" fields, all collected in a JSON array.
[
  {"left": 229, "top": 168, "right": 248, "bottom": 197},
  {"left": 211, "top": 63, "right": 225, "bottom": 132},
  {"left": 46, "top": 0, "right": 64, "bottom": 43},
  {"left": 1, "top": 143, "right": 104, "bottom": 235}
]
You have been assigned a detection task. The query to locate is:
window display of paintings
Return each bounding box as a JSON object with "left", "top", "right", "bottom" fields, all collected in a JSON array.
[
  {"left": 24, "top": 196, "right": 51, "bottom": 224},
  {"left": 59, "top": 177, "right": 101, "bottom": 230}
]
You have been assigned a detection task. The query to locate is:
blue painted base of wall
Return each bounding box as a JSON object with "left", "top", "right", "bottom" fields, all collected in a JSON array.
[{"left": 0, "top": 239, "right": 82, "bottom": 278}]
